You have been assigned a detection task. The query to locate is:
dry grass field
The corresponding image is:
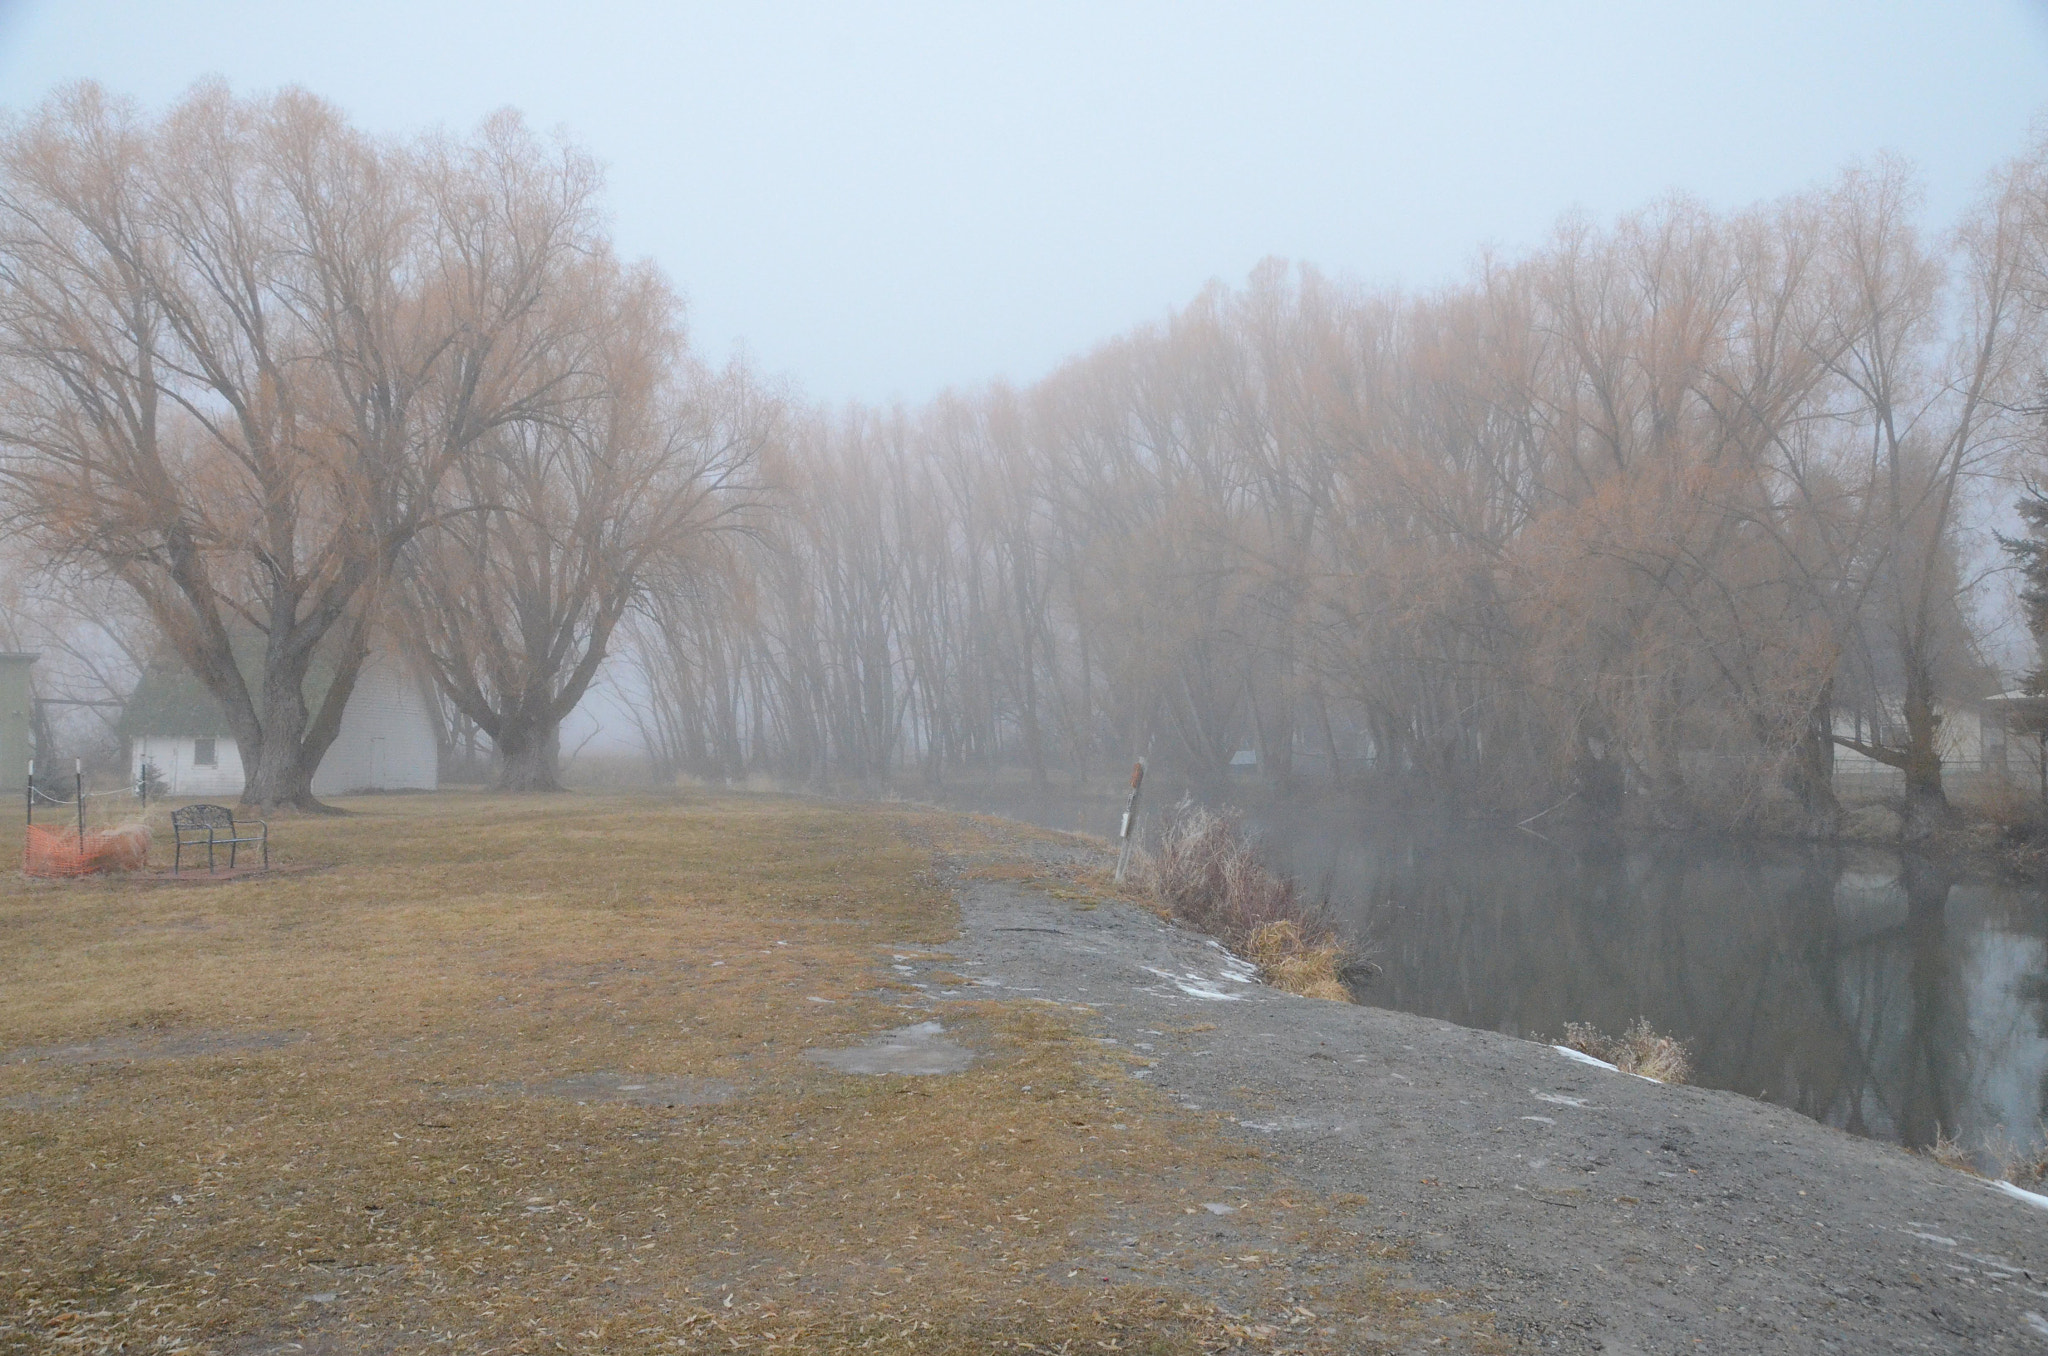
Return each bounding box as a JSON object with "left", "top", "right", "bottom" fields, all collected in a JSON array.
[{"left": 0, "top": 793, "right": 1445, "bottom": 1354}]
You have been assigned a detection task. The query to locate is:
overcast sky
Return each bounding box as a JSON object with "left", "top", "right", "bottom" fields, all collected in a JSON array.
[{"left": 2, "top": 1, "right": 2045, "bottom": 407}]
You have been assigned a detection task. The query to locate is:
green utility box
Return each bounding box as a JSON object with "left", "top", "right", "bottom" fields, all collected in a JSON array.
[{"left": 0, "top": 653, "right": 36, "bottom": 792}]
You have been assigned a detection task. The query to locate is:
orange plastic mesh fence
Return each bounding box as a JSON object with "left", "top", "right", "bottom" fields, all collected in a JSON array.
[{"left": 23, "top": 823, "right": 152, "bottom": 877}]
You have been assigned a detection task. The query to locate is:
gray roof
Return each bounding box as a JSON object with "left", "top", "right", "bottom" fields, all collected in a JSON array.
[{"left": 120, "top": 637, "right": 347, "bottom": 739}]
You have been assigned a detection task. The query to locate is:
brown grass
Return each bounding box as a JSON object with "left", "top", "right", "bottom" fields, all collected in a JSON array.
[
  {"left": 1557, "top": 1018, "right": 1693, "bottom": 1085},
  {"left": 1992, "top": 1124, "right": 2048, "bottom": 1188},
  {"left": 1245, "top": 922, "right": 1351, "bottom": 1003},
  {"left": 0, "top": 791, "right": 1463, "bottom": 1353},
  {"left": 1139, "top": 801, "right": 1360, "bottom": 1003},
  {"left": 1928, "top": 1120, "right": 2048, "bottom": 1185},
  {"left": 1927, "top": 1125, "right": 1980, "bottom": 1174}
]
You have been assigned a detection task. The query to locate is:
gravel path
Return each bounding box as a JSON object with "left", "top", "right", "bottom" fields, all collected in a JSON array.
[{"left": 930, "top": 853, "right": 2048, "bottom": 1355}]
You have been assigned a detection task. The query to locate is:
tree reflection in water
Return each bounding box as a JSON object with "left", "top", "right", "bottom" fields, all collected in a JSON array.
[{"left": 1252, "top": 810, "right": 2048, "bottom": 1154}]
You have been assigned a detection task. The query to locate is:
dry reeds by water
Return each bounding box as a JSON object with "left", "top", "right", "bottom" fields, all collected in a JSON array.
[
  {"left": 1556, "top": 1018, "right": 1694, "bottom": 1084},
  {"left": 1926, "top": 1120, "right": 2048, "bottom": 1187},
  {"left": 1139, "top": 800, "right": 1361, "bottom": 1002}
]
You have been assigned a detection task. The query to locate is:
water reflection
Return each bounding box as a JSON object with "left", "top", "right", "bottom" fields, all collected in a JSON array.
[
  {"left": 902, "top": 781, "right": 2048, "bottom": 1152},
  {"left": 1253, "top": 809, "right": 2048, "bottom": 1152}
]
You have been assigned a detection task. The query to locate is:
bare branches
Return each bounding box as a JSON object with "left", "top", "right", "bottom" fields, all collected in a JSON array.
[{"left": 0, "top": 82, "right": 613, "bottom": 808}]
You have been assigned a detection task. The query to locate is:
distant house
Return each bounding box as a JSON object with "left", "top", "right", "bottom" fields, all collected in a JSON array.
[
  {"left": 1831, "top": 698, "right": 2007, "bottom": 776},
  {"left": 122, "top": 646, "right": 438, "bottom": 798}
]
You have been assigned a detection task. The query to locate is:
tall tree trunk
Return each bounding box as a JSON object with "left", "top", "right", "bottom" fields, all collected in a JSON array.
[
  {"left": 1781, "top": 692, "right": 1841, "bottom": 838},
  {"left": 249, "top": 676, "right": 319, "bottom": 811},
  {"left": 1898, "top": 668, "right": 1952, "bottom": 843},
  {"left": 495, "top": 719, "right": 564, "bottom": 793}
]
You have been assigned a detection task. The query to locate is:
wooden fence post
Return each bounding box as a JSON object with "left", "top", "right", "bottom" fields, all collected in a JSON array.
[{"left": 1112, "top": 759, "right": 1145, "bottom": 885}]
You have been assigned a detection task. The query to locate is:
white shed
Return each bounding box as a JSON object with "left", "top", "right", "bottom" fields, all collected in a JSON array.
[{"left": 123, "top": 647, "right": 438, "bottom": 798}]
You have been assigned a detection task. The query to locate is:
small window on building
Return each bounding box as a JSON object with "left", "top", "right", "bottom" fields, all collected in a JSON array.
[{"left": 193, "top": 737, "right": 217, "bottom": 767}]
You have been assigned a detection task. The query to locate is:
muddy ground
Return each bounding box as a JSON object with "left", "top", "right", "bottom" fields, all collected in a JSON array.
[{"left": 895, "top": 842, "right": 2048, "bottom": 1355}]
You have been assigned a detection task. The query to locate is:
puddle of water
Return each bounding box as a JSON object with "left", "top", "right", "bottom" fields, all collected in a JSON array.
[{"left": 803, "top": 1021, "right": 974, "bottom": 1076}]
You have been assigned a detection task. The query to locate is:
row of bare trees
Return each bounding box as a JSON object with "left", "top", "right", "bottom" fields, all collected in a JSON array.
[
  {"left": 5, "top": 83, "right": 2048, "bottom": 834},
  {"left": 0, "top": 84, "right": 763, "bottom": 805},
  {"left": 626, "top": 152, "right": 2048, "bottom": 839}
]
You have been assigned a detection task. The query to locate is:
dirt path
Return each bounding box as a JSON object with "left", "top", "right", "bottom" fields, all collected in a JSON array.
[{"left": 924, "top": 846, "right": 2048, "bottom": 1355}]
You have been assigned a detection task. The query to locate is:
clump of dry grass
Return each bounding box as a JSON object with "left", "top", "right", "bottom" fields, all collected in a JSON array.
[
  {"left": 1557, "top": 1017, "right": 1693, "bottom": 1084},
  {"left": 1246, "top": 920, "right": 1352, "bottom": 1002},
  {"left": 1994, "top": 1124, "right": 2048, "bottom": 1188},
  {"left": 1140, "top": 800, "right": 1359, "bottom": 1002},
  {"left": 1937, "top": 1120, "right": 2048, "bottom": 1186},
  {"left": 1927, "top": 1124, "right": 1982, "bottom": 1174}
]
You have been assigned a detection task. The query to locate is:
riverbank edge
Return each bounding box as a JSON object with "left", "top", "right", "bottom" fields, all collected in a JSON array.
[
  {"left": 963, "top": 803, "right": 2048, "bottom": 1192},
  {"left": 945, "top": 826, "right": 2048, "bottom": 1353}
]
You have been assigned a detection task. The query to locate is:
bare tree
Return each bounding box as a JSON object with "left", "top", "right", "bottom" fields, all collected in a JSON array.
[
  {"left": 398, "top": 267, "right": 769, "bottom": 794},
  {"left": 1819, "top": 159, "right": 2035, "bottom": 839},
  {"left": 0, "top": 83, "right": 610, "bottom": 808}
]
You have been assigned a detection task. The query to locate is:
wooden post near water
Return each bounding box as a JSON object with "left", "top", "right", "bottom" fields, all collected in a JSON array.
[{"left": 1112, "top": 759, "right": 1145, "bottom": 885}]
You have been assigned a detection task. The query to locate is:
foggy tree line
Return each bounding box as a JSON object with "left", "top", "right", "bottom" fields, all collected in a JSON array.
[
  {"left": 4, "top": 82, "right": 2048, "bottom": 835},
  {"left": 628, "top": 153, "right": 2048, "bottom": 839}
]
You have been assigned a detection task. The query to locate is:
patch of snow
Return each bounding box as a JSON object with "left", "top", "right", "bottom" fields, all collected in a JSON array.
[
  {"left": 1904, "top": 1230, "right": 1957, "bottom": 1247},
  {"left": 2025, "top": 1311, "right": 2048, "bottom": 1339},
  {"left": 1142, "top": 965, "right": 1250, "bottom": 1002},
  {"left": 1202, "top": 1202, "right": 1237, "bottom": 1215},
  {"left": 1520, "top": 1115, "right": 1556, "bottom": 1125},
  {"left": 1533, "top": 1092, "right": 1589, "bottom": 1108},
  {"left": 1995, "top": 1180, "right": 2048, "bottom": 1212},
  {"left": 1551, "top": 1044, "right": 1618, "bottom": 1072},
  {"left": 806, "top": 996, "right": 835, "bottom": 1004}
]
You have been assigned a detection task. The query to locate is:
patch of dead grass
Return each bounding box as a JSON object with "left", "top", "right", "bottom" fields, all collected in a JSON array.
[
  {"left": 1246, "top": 921, "right": 1352, "bottom": 1003},
  {"left": 1926, "top": 1125, "right": 1980, "bottom": 1175},
  {"left": 1557, "top": 1018, "right": 1693, "bottom": 1085},
  {"left": 0, "top": 791, "right": 1464, "bottom": 1353},
  {"left": 1138, "top": 802, "right": 1362, "bottom": 1003}
]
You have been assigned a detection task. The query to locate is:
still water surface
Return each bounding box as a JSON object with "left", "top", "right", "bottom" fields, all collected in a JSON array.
[
  {"left": 1251, "top": 805, "right": 2048, "bottom": 1155},
  {"left": 932, "top": 783, "right": 2048, "bottom": 1154}
]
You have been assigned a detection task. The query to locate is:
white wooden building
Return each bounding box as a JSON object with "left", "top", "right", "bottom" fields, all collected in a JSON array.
[{"left": 124, "top": 648, "right": 438, "bottom": 798}]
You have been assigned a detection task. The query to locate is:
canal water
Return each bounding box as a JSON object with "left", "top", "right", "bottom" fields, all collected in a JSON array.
[
  {"left": 1252, "top": 804, "right": 2048, "bottom": 1157},
  {"left": 922, "top": 780, "right": 2048, "bottom": 1156}
]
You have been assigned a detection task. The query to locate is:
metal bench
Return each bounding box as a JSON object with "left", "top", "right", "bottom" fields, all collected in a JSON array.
[{"left": 170, "top": 803, "right": 268, "bottom": 874}]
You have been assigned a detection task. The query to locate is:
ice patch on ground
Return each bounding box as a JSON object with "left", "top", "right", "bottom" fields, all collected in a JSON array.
[
  {"left": 1904, "top": 1229, "right": 1958, "bottom": 1247},
  {"left": 1994, "top": 1180, "right": 2048, "bottom": 1212},
  {"left": 1533, "top": 1092, "right": 1589, "bottom": 1108},
  {"left": 1550, "top": 1043, "right": 1665, "bottom": 1082},
  {"left": 804, "top": 1021, "right": 974, "bottom": 1076},
  {"left": 1552, "top": 1044, "right": 1617, "bottom": 1071},
  {"left": 1142, "top": 964, "right": 1254, "bottom": 1001}
]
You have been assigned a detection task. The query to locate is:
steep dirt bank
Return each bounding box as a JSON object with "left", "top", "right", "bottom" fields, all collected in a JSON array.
[{"left": 919, "top": 835, "right": 2048, "bottom": 1355}]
